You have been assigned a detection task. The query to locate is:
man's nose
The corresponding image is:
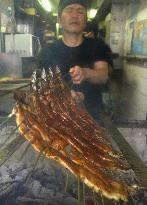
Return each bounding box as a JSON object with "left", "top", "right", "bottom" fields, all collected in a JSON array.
[{"left": 70, "top": 10, "right": 79, "bottom": 18}]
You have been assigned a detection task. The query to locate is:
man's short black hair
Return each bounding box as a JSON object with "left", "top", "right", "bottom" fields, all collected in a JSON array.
[{"left": 58, "top": 0, "right": 88, "bottom": 14}]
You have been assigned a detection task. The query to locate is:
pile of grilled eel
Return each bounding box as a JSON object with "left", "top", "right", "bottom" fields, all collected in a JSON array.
[{"left": 13, "top": 68, "right": 136, "bottom": 202}]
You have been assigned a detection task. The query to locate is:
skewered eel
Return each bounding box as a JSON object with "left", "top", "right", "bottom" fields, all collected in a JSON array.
[{"left": 13, "top": 68, "right": 137, "bottom": 202}]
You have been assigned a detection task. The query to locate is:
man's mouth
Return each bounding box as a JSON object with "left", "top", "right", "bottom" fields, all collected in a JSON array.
[{"left": 69, "top": 22, "right": 80, "bottom": 25}]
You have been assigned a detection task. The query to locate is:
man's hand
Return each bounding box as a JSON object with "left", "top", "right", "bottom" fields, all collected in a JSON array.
[
  {"left": 69, "top": 62, "right": 109, "bottom": 85},
  {"left": 71, "top": 90, "right": 85, "bottom": 103},
  {"left": 69, "top": 66, "right": 85, "bottom": 84}
]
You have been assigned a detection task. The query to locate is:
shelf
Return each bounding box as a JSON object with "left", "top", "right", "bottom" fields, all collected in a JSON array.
[
  {"left": 111, "top": 53, "right": 119, "bottom": 59},
  {"left": 123, "top": 55, "right": 147, "bottom": 66},
  {"left": 124, "top": 55, "right": 147, "bottom": 60}
]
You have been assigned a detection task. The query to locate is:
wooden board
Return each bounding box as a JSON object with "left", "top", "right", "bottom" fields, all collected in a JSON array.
[
  {"left": 0, "top": 83, "right": 30, "bottom": 91},
  {"left": 0, "top": 78, "right": 31, "bottom": 84}
]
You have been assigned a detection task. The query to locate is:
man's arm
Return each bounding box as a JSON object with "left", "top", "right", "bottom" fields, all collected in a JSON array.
[{"left": 69, "top": 61, "right": 109, "bottom": 84}]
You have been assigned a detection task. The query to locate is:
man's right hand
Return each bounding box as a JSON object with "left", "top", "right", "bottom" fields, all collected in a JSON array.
[{"left": 69, "top": 66, "right": 85, "bottom": 84}]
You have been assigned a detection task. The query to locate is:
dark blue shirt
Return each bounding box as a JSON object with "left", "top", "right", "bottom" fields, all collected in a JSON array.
[{"left": 39, "top": 37, "right": 112, "bottom": 119}]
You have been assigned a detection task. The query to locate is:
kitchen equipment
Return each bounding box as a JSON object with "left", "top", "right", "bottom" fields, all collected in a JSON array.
[
  {"left": 0, "top": 53, "right": 22, "bottom": 78},
  {"left": 5, "top": 34, "right": 40, "bottom": 57}
]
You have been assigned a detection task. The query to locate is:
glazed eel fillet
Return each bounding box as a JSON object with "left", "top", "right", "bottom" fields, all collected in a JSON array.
[{"left": 13, "top": 68, "right": 136, "bottom": 202}]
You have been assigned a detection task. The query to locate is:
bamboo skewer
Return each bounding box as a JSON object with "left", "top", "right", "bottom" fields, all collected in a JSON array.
[
  {"left": 65, "top": 170, "right": 69, "bottom": 192},
  {"left": 82, "top": 183, "right": 86, "bottom": 205},
  {"left": 78, "top": 177, "right": 81, "bottom": 205}
]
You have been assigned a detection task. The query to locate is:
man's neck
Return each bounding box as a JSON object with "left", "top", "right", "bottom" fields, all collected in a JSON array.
[{"left": 62, "top": 33, "right": 84, "bottom": 47}]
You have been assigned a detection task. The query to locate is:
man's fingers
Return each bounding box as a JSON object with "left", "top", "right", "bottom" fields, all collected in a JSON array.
[
  {"left": 71, "top": 90, "right": 77, "bottom": 98},
  {"left": 72, "top": 74, "right": 82, "bottom": 81},
  {"left": 69, "top": 66, "right": 80, "bottom": 76},
  {"left": 69, "top": 67, "right": 75, "bottom": 75},
  {"left": 69, "top": 66, "right": 84, "bottom": 84},
  {"left": 72, "top": 79, "right": 81, "bottom": 84},
  {"left": 71, "top": 72, "right": 80, "bottom": 78},
  {"left": 71, "top": 90, "right": 85, "bottom": 103}
]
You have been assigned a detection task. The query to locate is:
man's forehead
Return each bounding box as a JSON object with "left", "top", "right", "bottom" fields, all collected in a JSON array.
[{"left": 64, "top": 3, "right": 86, "bottom": 10}]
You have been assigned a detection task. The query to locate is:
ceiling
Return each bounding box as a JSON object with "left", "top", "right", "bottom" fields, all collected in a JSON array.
[
  {"left": 14, "top": 0, "right": 112, "bottom": 30},
  {"left": 36, "top": 0, "right": 112, "bottom": 30}
]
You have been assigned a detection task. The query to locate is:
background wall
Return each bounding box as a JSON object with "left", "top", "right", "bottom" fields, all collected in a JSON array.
[
  {"left": 108, "top": 0, "right": 147, "bottom": 121},
  {"left": 123, "top": 0, "right": 147, "bottom": 121}
]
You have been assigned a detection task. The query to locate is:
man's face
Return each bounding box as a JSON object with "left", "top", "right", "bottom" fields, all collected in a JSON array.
[{"left": 59, "top": 4, "right": 87, "bottom": 34}]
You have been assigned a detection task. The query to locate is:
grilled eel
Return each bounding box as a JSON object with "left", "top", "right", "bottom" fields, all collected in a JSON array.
[
  {"left": 14, "top": 103, "right": 130, "bottom": 201},
  {"left": 12, "top": 69, "right": 136, "bottom": 202}
]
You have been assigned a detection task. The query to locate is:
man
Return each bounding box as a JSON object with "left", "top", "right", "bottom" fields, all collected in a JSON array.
[{"left": 39, "top": 0, "right": 112, "bottom": 120}]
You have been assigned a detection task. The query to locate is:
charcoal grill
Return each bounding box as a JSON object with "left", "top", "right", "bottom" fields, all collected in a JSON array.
[{"left": 0, "top": 79, "right": 147, "bottom": 205}]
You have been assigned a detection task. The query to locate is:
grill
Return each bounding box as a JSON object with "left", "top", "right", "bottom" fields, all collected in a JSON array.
[{"left": 0, "top": 75, "right": 147, "bottom": 205}]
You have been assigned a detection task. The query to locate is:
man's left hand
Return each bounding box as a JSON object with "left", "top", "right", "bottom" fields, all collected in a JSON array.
[{"left": 71, "top": 90, "right": 85, "bottom": 103}]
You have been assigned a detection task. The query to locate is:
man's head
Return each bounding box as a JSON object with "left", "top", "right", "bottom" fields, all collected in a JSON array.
[
  {"left": 58, "top": 0, "right": 88, "bottom": 35},
  {"left": 58, "top": 0, "right": 88, "bottom": 14}
]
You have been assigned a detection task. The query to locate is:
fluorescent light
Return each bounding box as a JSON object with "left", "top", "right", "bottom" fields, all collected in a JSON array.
[
  {"left": 38, "top": 0, "right": 52, "bottom": 12},
  {"left": 89, "top": 9, "right": 97, "bottom": 19}
]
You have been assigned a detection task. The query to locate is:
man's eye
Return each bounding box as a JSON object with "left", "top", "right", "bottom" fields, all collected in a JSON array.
[
  {"left": 64, "top": 9, "right": 86, "bottom": 15},
  {"left": 78, "top": 11, "right": 85, "bottom": 15},
  {"left": 77, "top": 10, "right": 85, "bottom": 14},
  {"left": 64, "top": 8, "right": 72, "bottom": 13}
]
